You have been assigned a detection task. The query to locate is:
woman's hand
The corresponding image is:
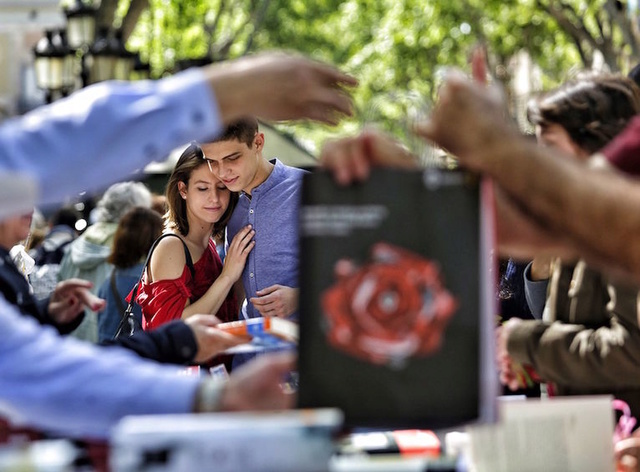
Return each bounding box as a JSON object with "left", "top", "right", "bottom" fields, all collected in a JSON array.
[{"left": 221, "top": 225, "right": 255, "bottom": 281}]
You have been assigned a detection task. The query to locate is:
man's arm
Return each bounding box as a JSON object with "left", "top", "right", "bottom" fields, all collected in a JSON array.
[
  {"left": 414, "top": 75, "right": 640, "bottom": 280},
  {"left": 102, "top": 320, "right": 198, "bottom": 364},
  {"left": 0, "top": 296, "right": 200, "bottom": 439},
  {"left": 103, "top": 314, "right": 249, "bottom": 365},
  {"left": 0, "top": 296, "right": 293, "bottom": 439},
  {"left": 0, "top": 52, "right": 355, "bottom": 211},
  {"left": 504, "top": 316, "right": 640, "bottom": 390}
]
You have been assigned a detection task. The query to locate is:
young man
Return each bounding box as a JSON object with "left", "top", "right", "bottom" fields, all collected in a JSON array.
[{"left": 201, "top": 117, "right": 305, "bottom": 321}]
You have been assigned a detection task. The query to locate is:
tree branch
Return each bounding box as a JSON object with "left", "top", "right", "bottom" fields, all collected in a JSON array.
[
  {"left": 242, "top": 0, "right": 272, "bottom": 55},
  {"left": 603, "top": 0, "right": 640, "bottom": 58},
  {"left": 95, "top": 0, "right": 119, "bottom": 31},
  {"left": 120, "top": 0, "right": 150, "bottom": 43},
  {"left": 206, "top": 0, "right": 228, "bottom": 58},
  {"left": 537, "top": 0, "right": 597, "bottom": 66},
  {"left": 594, "top": 10, "right": 608, "bottom": 45}
]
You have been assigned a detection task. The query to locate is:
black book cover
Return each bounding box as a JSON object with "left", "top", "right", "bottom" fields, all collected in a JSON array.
[{"left": 297, "top": 168, "right": 497, "bottom": 429}]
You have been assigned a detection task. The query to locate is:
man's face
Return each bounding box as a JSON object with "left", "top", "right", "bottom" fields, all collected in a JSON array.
[
  {"left": 0, "top": 211, "right": 33, "bottom": 249},
  {"left": 200, "top": 133, "right": 264, "bottom": 194}
]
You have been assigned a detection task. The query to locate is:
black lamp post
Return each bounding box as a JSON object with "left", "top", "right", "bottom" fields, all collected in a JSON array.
[
  {"left": 34, "top": 1, "right": 139, "bottom": 103},
  {"left": 33, "top": 29, "right": 74, "bottom": 103},
  {"left": 64, "top": 0, "right": 98, "bottom": 50},
  {"left": 57, "top": 30, "right": 76, "bottom": 93},
  {"left": 63, "top": 0, "right": 98, "bottom": 89},
  {"left": 131, "top": 53, "right": 152, "bottom": 81},
  {"left": 113, "top": 30, "right": 137, "bottom": 81},
  {"left": 89, "top": 27, "right": 120, "bottom": 84}
]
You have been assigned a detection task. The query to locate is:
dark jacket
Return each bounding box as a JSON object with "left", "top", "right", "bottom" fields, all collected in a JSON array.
[
  {"left": 0, "top": 247, "right": 197, "bottom": 365},
  {"left": 0, "top": 247, "right": 82, "bottom": 334},
  {"left": 508, "top": 260, "right": 640, "bottom": 419}
]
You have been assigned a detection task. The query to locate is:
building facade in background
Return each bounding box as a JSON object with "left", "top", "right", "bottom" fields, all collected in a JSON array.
[{"left": 0, "top": 1, "right": 64, "bottom": 118}]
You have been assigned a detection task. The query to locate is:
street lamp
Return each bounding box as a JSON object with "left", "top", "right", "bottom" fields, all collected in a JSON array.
[
  {"left": 33, "top": 1, "right": 138, "bottom": 102},
  {"left": 63, "top": 0, "right": 98, "bottom": 50},
  {"left": 88, "top": 27, "right": 119, "bottom": 83},
  {"left": 33, "top": 29, "right": 74, "bottom": 103},
  {"left": 89, "top": 28, "right": 136, "bottom": 84},
  {"left": 63, "top": 0, "right": 99, "bottom": 89},
  {"left": 131, "top": 53, "right": 152, "bottom": 81},
  {"left": 113, "top": 31, "right": 137, "bottom": 81}
]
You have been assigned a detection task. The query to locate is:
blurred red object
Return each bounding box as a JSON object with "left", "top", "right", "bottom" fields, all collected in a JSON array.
[{"left": 391, "top": 429, "right": 441, "bottom": 457}]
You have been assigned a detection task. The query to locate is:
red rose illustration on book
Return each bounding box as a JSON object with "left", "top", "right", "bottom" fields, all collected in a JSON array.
[{"left": 322, "top": 242, "right": 458, "bottom": 366}]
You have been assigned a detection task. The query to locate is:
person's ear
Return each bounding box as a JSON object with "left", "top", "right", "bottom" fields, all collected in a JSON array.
[
  {"left": 254, "top": 132, "right": 265, "bottom": 151},
  {"left": 178, "top": 182, "right": 187, "bottom": 199}
]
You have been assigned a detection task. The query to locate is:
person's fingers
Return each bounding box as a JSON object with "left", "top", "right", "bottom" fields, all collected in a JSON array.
[
  {"left": 55, "top": 278, "right": 93, "bottom": 294},
  {"left": 187, "top": 314, "right": 221, "bottom": 327},
  {"left": 470, "top": 45, "right": 487, "bottom": 85},
  {"left": 231, "top": 226, "right": 254, "bottom": 248},
  {"left": 256, "top": 285, "right": 279, "bottom": 296},
  {"left": 619, "top": 455, "right": 638, "bottom": 472},
  {"left": 211, "top": 329, "right": 246, "bottom": 348},
  {"left": 250, "top": 296, "right": 274, "bottom": 307},
  {"left": 309, "top": 89, "right": 355, "bottom": 120},
  {"left": 312, "top": 61, "right": 358, "bottom": 88},
  {"left": 75, "top": 289, "right": 106, "bottom": 311},
  {"left": 615, "top": 438, "right": 640, "bottom": 472},
  {"left": 319, "top": 137, "right": 361, "bottom": 185}
]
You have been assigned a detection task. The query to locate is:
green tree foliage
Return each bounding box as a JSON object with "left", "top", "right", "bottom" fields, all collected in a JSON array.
[{"left": 126, "top": 0, "right": 640, "bottom": 151}]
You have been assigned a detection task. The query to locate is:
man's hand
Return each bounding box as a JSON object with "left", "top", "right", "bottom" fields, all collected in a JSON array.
[
  {"left": 48, "top": 278, "right": 105, "bottom": 325},
  {"left": 414, "top": 71, "right": 516, "bottom": 173},
  {"left": 184, "top": 314, "right": 246, "bottom": 364},
  {"left": 320, "top": 128, "right": 418, "bottom": 185},
  {"left": 219, "top": 352, "right": 296, "bottom": 411},
  {"left": 250, "top": 285, "right": 298, "bottom": 318},
  {"left": 207, "top": 52, "right": 358, "bottom": 126},
  {"left": 616, "top": 434, "right": 640, "bottom": 472},
  {"left": 496, "top": 318, "right": 524, "bottom": 391}
]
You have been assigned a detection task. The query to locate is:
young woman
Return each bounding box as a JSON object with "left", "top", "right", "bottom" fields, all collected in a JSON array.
[
  {"left": 134, "top": 142, "right": 255, "bottom": 330},
  {"left": 97, "top": 206, "right": 163, "bottom": 342}
]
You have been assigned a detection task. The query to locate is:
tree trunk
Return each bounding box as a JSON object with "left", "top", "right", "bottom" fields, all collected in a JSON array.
[{"left": 121, "top": 0, "right": 150, "bottom": 43}]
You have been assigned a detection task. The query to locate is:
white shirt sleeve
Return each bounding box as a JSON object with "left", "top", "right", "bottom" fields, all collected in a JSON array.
[
  {"left": 0, "top": 69, "right": 221, "bottom": 208},
  {"left": 0, "top": 296, "right": 201, "bottom": 439}
]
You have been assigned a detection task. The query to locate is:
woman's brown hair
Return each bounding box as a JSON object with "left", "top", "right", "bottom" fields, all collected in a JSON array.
[
  {"left": 108, "top": 206, "right": 163, "bottom": 268},
  {"left": 165, "top": 142, "right": 238, "bottom": 240}
]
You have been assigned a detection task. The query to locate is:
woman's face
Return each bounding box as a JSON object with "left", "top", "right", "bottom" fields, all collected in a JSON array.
[
  {"left": 0, "top": 212, "right": 33, "bottom": 249},
  {"left": 535, "top": 123, "right": 590, "bottom": 161},
  {"left": 179, "top": 164, "right": 231, "bottom": 227}
]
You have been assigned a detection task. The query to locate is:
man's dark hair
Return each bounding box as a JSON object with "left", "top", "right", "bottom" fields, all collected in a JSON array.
[
  {"left": 527, "top": 72, "right": 640, "bottom": 154},
  {"left": 212, "top": 116, "right": 259, "bottom": 148}
]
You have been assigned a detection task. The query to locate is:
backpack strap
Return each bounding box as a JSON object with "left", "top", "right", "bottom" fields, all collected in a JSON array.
[
  {"left": 148, "top": 233, "right": 195, "bottom": 279},
  {"left": 113, "top": 232, "right": 195, "bottom": 339},
  {"left": 109, "top": 269, "right": 126, "bottom": 315}
]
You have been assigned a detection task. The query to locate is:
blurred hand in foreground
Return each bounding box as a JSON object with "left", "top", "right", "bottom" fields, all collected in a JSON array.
[{"left": 207, "top": 52, "right": 358, "bottom": 126}]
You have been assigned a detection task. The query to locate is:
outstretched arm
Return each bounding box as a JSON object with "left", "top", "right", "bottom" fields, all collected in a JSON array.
[
  {"left": 417, "top": 73, "right": 640, "bottom": 281},
  {"left": 0, "top": 52, "right": 356, "bottom": 213}
]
